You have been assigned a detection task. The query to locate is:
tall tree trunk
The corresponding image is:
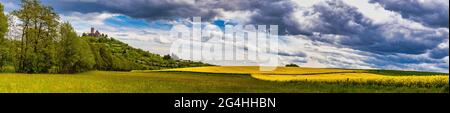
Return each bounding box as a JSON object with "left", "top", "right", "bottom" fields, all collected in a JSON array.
[{"left": 19, "top": 17, "right": 30, "bottom": 72}]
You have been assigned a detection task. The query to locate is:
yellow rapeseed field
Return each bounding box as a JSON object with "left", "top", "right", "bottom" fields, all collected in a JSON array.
[
  {"left": 160, "top": 66, "right": 449, "bottom": 87},
  {"left": 252, "top": 73, "right": 449, "bottom": 87}
]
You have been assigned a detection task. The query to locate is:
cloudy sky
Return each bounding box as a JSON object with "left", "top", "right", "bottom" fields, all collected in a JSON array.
[{"left": 1, "top": 0, "right": 449, "bottom": 72}]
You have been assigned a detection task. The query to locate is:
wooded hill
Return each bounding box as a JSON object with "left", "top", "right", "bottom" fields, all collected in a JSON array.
[
  {"left": 0, "top": 0, "right": 210, "bottom": 73},
  {"left": 83, "top": 36, "right": 211, "bottom": 72}
]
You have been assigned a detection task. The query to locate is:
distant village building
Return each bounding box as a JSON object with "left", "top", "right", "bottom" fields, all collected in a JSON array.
[{"left": 82, "top": 27, "right": 108, "bottom": 38}]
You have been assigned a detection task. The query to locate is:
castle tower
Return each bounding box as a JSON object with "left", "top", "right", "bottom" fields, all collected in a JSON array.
[{"left": 91, "top": 27, "right": 95, "bottom": 34}]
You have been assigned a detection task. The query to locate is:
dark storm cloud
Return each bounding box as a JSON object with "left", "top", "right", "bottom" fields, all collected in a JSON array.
[
  {"left": 301, "top": 1, "right": 448, "bottom": 57},
  {"left": 372, "top": 54, "right": 438, "bottom": 65},
  {"left": 356, "top": 25, "right": 448, "bottom": 56},
  {"left": 245, "top": 0, "right": 299, "bottom": 35},
  {"left": 428, "top": 40, "right": 449, "bottom": 59},
  {"left": 429, "top": 47, "right": 449, "bottom": 59},
  {"left": 43, "top": 0, "right": 296, "bottom": 21},
  {"left": 41, "top": 0, "right": 301, "bottom": 35},
  {"left": 44, "top": 0, "right": 220, "bottom": 20},
  {"left": 363, "top": 53, "right": 448, "bottom": 72},
  {"left": 370, "top": 0, "right": 449, "bottom": 28},
  {"left": 278, "top": 50, "right": 307, "bottom": 57},
  {"left": 299, "top": 0, "right": 374, "bottom": 36}
]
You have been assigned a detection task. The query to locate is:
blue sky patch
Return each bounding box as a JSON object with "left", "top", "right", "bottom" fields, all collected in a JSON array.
[
  {"left": 105, "top": 15, "right": 173, "bottom": 30},
  {"left": 213, "top": 19, "right": 226, "bottom": 29},
  {"left": 105, "top": 15, "right": 150, "bottom": 28}
]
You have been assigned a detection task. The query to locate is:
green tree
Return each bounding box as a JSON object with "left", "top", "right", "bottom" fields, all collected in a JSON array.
[
  {"left": 12, "top": 0, "right": 59, "bottom": 73},
  {"left": 286, "top": 63, "right": 300, "bottom": 67},
  {"left": 0, "top": 3, "right": 7, "bottom": 39},
  {"left": 0, "top": 3, "right": 9, "bottom": 71},
  {"left": 57, "top": 22, "right": 95, "bottom": 73},
  {"left": 163, "top": 55, "right": 172, "bottom": 60}
]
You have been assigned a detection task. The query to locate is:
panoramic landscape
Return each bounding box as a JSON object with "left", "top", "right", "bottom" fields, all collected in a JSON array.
[{"left": 0, "top": 0, "right": 449, "bottom": 93}]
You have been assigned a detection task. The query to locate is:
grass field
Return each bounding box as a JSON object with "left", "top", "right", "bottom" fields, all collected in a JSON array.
[{"left": 0, "top": 66, "right": 448, "bottom": 93}]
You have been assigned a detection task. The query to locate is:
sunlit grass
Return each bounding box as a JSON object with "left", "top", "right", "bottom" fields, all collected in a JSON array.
[{"left": 1, "top": 71, "right": 447, "bottom": 93}]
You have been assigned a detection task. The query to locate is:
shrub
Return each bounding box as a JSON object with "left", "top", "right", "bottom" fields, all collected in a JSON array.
[{"left": 286, "top": 63, "right": 300, "bottom": 67}]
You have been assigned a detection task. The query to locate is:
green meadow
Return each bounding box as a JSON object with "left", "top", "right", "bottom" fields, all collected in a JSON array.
[{"left": 0, "top": 71, "right": 447, "bottom": 93}]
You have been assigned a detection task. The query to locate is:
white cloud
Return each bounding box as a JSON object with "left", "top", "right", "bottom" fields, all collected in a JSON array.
[
  {"left": 215, "top": 9, "right": 254, "bottom": 23},
  {"left": 1, "top": 0, "right": 19, "bottom": 12},
  {"left": 279, "top": 35, "right": 373, "bottom": 69},
  {"left": 342, "top": 0, "right": 395, "bottom": 24},
  {"left": 60, "top": 12, "right": 118, "bottom": 33},
  {"left": 291, "top": 0, "right": 324, "bottom": 7}
]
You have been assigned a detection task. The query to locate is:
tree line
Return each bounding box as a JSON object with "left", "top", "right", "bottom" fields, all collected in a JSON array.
[
  {"left": 0, "top": 0, "right": 210, "bottom": 74},
  {"left": 0, "top": 0, "right": 94, "bottom": 73}
]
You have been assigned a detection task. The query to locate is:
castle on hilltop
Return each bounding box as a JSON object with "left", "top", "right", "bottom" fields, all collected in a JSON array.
[{"left": 82, "top": 27, "right": 108, "bottom": 38}]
